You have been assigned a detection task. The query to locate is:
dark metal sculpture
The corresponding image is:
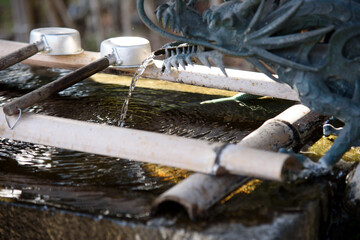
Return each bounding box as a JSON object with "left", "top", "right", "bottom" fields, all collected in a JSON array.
[{"left": 137, "top": 0, "right": 360, "bottom": 175}]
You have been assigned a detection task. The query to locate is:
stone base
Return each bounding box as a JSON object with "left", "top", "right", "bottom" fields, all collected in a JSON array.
[{"left": 0, "top": 180, "right": 329, "bottom": 240}]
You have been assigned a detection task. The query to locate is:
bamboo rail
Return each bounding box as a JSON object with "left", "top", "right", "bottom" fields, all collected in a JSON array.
[
  {"left": 0, "top": 107, "right": 299, "bottom": 180},
  {"left": 0, "top": 40, "right": 299, "bottom": 101}
]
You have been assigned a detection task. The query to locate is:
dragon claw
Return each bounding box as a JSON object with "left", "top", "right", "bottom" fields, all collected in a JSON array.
[
  {"left": 164, "top": 60, "right": 172, "bottom": 73},
  {"left": 155, "top": 2, "right": 182, "bottom": 32},
  {"left": 203, "top": 10, "right": 212, "bottom": 25},
  {"left": 182, "top": 26, "right": 189, "bottom": 35},
  {"left": 278, "top": 148, "right": 331, "bottom": 180},
  {"left": 179, "top": 58, "right": 187, "bottom": 69},
  {"left": 156, "top": 11, "right": 162, "bottom": 23},
  {"left": 171, "top": 58, "right": 179, "bottom": 69},
  {"left": 198, "top": 56, "right": 211, "bottom": 68},
  {"left": 185, "top": 56, "right": 194, "bottom": 66},
  {"left": 323, "top": 124, "right": 343, "bottom": 137},
  {"left": 290, "top": 159, "right": 331, "bottom": 181},
  {"left": 160, "top": 44, "right": 226, "bottom": 76},
  {"left": 162, "top": 17, "right": 169, "bottom": 28}
]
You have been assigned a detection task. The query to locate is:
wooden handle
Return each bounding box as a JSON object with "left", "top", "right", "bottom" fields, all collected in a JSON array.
[
  {"left": 3, "top": 57, "right": 110, "bottom": 116},
  {"left": 0, "top": 43, "right": 40, "bottom": 70}
]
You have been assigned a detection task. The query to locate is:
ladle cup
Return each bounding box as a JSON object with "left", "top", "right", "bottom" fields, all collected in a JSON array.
[
  {"left": 0, "top": 27, "right": 82, "bottom": 71},
  {"left": 3, "top": 37, "right": 151, "bottom": 116}
]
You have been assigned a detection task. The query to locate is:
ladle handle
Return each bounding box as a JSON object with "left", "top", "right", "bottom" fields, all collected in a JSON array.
[
  {"left": 0, "top": 43, "right": 40, "bottom": 70},
  {"left": 3, "top": 57, "right": 110, "bottom": 116}
]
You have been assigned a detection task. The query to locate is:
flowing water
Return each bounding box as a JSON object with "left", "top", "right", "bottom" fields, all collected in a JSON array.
[
  {"left": 1, "top": 64, "right": 360, "bottom": 239},
  {"left": 118, "top": 53, "right": 154, "bottom": 127},
  {"left": 0, "top": 64, "right": 295, "bottom": 220}
]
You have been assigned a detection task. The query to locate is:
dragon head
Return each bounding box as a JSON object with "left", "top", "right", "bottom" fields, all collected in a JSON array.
[
  {"left": 154, "top": 0, "right": 263, "bottom": 54},
  {"left": 137, "top": 0, "right": 360, "bottom": 174},
  {"left": 138, "top": 0, "right": 333, "bottom": 76}
]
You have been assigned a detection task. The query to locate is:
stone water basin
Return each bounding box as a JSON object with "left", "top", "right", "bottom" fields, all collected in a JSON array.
[{"left": 0, "top": 64, "right": 358, "bottom": 239}]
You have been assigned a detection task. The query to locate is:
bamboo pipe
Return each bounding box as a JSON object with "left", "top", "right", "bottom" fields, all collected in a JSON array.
[
  {"left": 0, "top": 107, "right": 300, "bottom": 179},
  {"left": 152, "top": 105, "right": 325, "bottom": 219},
  {"left": 239, "top": 104, "right": 324, "bottom": 151},
  {"left": 0, "top": 40, "right": 299, "bottom": 101}
]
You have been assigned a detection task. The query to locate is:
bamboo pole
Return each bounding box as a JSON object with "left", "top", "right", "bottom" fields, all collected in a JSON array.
[
  {"left": 0, "top": 107, "right": 298, "bottom": 179},
  {"left": 152, "top": 105, "right": 325, "bottom": 219},
  {"left": 0, "top": 40, "right": 299, "bottom": 101}
]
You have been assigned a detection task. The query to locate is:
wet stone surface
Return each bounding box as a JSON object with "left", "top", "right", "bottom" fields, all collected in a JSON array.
[
  {"left": 0, "top": 176, "right": 332, "bottom": 240},
  {"left": 0, "top": 64, "right": 355, "bottom": 239}
]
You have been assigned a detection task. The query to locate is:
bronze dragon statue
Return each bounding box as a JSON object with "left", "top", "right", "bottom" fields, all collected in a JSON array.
[{"left": 136, "top": 0, "right": 360, "bottom": 175}]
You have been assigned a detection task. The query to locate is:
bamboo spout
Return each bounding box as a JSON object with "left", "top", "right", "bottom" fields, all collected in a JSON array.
[{"left": 152, "top": 104, "right": 325, "bottom": 219}]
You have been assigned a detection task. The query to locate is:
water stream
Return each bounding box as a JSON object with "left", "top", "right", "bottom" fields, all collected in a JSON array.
[{"left": 118, "top": 53, "right": 155, "bottom": 127}]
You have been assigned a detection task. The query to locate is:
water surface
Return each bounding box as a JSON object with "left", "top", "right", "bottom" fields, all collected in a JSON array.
[{"left": 0, "top": 64, "right": 295, "bottom": 219}]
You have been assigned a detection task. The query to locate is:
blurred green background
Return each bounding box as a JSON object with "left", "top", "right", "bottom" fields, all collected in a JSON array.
[
  {"left": 0, "top": 0, "right": 253, "bottom": 69},
  {"left": 0, "top": 0, "right": 223, "bottom": 50}
]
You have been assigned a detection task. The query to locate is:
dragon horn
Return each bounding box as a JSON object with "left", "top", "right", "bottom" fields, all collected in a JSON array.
[
  {"left": 245, "top": 0, "right": 266, "bottom": 34},
  {"left": 252, "top": 47, "right": 318, "bottom": 71},
  {"left": 250, "top": 26, "right": 335, "bottom": 50},
  {"left": 241, "top": 0, "right": 262, "bottom": 17},
  {"left": 246, "top": 57, "right": 278, "bottom": 81},
  {"left": 248, "top": 0, "right": 304, "bottom": 40}
]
